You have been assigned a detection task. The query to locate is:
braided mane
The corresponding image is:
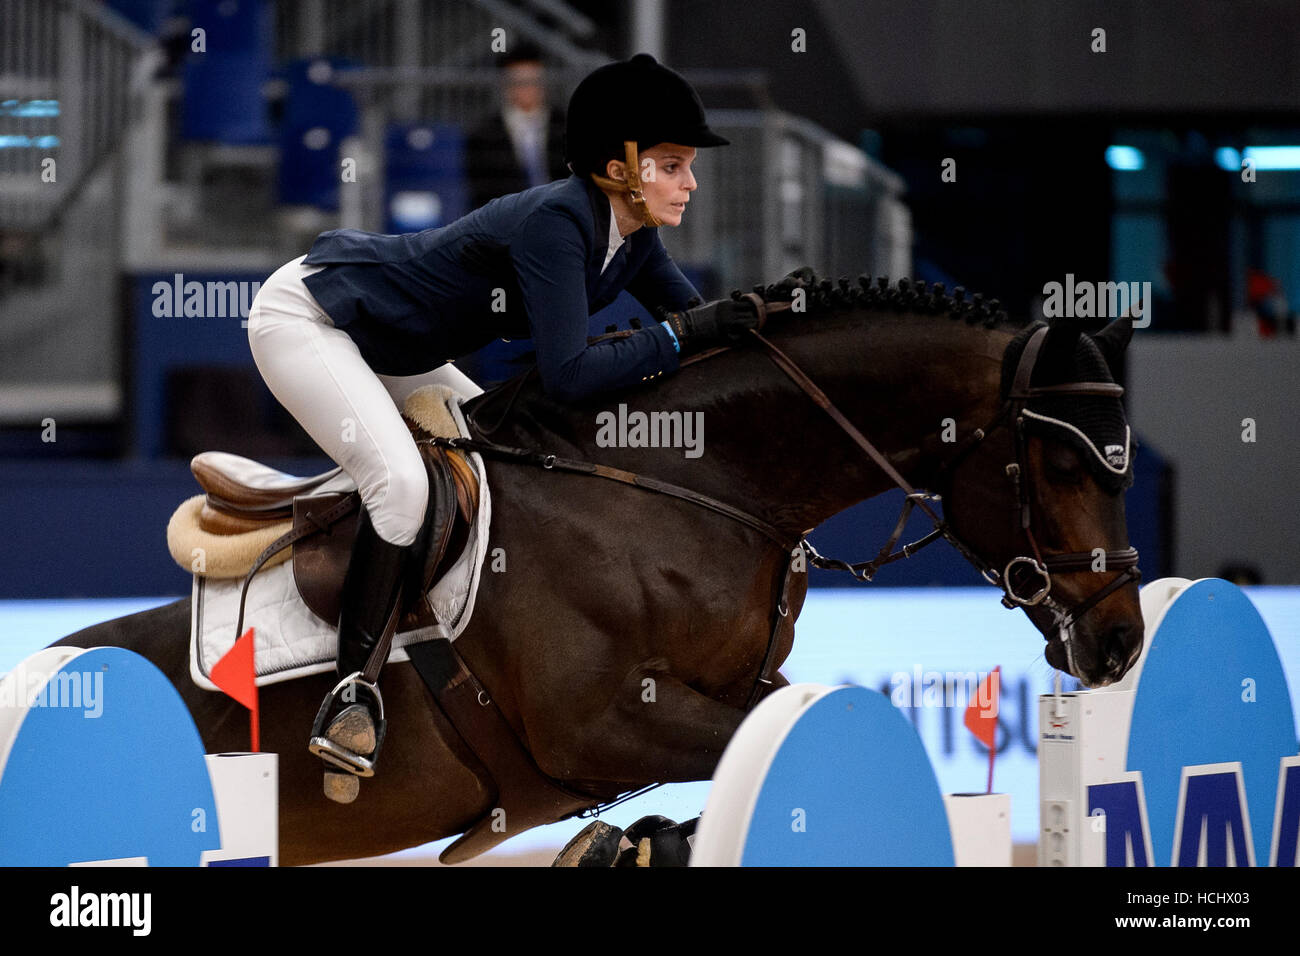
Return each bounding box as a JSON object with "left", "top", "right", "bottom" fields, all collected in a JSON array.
[{"left": 739, "top": 273, "right": 1031, "bottom": 332}]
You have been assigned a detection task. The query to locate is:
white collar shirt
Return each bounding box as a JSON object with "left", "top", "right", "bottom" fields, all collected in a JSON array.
[{"left": 601, "top": 197, "right": 627, "bottom": 274}]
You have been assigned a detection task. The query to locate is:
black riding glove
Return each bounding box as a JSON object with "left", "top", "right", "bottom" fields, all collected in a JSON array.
[{"left": 665, "top": 296, "right": 759, "bottom": 351}]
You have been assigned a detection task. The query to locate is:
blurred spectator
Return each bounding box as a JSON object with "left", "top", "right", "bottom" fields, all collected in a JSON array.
[{"left": 465, "top": 40, "right": 569, "bottom": 210}]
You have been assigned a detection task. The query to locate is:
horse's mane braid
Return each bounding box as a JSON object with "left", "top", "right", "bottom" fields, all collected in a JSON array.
[{"left": 740, "top": 274, "right": 1016, "bottom": 330}]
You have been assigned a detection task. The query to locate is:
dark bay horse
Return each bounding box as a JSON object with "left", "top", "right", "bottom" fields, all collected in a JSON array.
[{"left": 54, "top": 278, "right": 1145, "bottom": 864}]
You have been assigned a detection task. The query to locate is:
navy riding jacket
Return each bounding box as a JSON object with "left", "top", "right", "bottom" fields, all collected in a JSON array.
[{"left": 301, "top": 174, "right": 697, "bottom": 400}]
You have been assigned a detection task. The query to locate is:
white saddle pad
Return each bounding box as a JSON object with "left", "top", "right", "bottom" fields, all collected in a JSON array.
[{"left": 188, "top": 399, "right": 491, "bottom": 690}]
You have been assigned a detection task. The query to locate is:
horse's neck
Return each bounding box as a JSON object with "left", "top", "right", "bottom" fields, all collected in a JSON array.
[
  {"left": 486, "top": 314, "right": 1014, "bottom": 540},
  {"left": 645, "top": 314, "right": 1013, "bottom": 536}
]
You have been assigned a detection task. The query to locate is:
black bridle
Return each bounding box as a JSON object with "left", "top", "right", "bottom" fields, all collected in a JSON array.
[{"left": 742, "top": 310, "right": 1140, "bottom": 673}]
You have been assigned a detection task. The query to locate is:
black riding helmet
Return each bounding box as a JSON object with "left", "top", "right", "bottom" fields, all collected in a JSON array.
[{"left": 565, "top": 53, "right": 729, "bottom": 223}]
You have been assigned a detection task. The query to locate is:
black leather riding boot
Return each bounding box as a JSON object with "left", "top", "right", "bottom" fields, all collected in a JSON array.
[
  {"left": 336, "top": 509, "right": 408, "bottom": 678},
  {"left": 308, "top": 508, "right": 412, "bottom": 794}
]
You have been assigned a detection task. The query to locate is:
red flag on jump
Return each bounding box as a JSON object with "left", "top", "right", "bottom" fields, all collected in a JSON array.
[
  {"left": 211, "top": 627, "right": 259, "bottom": 752},
  {"left": 963, "top": 665, "right": 1000, "bottom": 793}
]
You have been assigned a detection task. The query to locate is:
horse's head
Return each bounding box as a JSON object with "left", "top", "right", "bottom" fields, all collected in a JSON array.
[{"left": 936, "top": 317, "right": 1144, "bottom": 687}]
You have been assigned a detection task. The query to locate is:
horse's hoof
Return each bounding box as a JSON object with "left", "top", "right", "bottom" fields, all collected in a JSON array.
[
  {"left": 323, "top": 771, "right": 360, "bottom": 804},
  {"left": 615, "top": 815, "right": 693, "bottom": 867},
  {"left": 551, "top": 820, "right": 624, "bottom": 867},
  {"left": 615, "top": 837, "right": 654, "bottom": 867},
  {"left": 326, "top": 704, "right": 376, "bottom": 755}
]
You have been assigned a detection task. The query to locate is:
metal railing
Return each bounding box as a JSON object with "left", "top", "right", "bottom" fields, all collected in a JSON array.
[
  {"left": 660, "top": 110, "right": 911, "bottom": 294},
  {"left": 0, "top": 0, "right": 160, "bottom": 234},
  {"left": 325, "top": 66, "right": 898, "bottom": 296},
  {"left": 274, "top": 0, "right": 604, "bottom": 71},
  {"left": 0, "top": 0, "right": 161, "bottom": 420}
]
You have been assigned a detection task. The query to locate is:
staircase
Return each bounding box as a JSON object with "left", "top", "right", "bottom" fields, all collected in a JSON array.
[{"left": 0, "top": 0, "right": 161, "bottom": 422}]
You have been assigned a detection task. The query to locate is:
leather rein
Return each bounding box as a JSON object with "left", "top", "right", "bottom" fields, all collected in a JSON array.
[{"left": 440, "top": 296, "right": 1141, "bottom": 702}]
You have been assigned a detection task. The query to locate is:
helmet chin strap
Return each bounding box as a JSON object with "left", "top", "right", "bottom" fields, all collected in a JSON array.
[{"left": 588, "top": 139, "right": 662, "bottom": 228}]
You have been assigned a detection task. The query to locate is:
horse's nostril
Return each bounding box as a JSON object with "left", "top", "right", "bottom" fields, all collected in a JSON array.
[
  {"left": 1102, "top": 624, "right": 1123, "bottom": 671},
  {"left": 1104, "top": 624, "right": 1132, "bottom": 671}
]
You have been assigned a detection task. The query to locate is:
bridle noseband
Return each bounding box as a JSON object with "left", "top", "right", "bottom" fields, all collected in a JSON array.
[{"left": 739, "top": 297, "right": 1140, "bottom": 658}]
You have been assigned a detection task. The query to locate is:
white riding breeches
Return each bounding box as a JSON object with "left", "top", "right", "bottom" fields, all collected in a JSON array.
[{"left": 247, "top": 255, "right": 482, "bottom": 547}]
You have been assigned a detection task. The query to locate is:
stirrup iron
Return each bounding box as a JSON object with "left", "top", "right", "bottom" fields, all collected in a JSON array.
[{"left": 308, "top": 672, "right": 387, "bottom": 778}]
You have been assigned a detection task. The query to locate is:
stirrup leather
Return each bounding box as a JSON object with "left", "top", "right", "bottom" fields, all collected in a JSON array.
[{"left": 308, "top": 672, "right": 388, "bottom": 777}]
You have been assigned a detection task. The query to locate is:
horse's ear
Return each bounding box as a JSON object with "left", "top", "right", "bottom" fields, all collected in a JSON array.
[
  {"left": 1040, "top": 319, "right": 1082, "bottom": 370},
  {"left": 1091, "top": 315, "right": 1135, "bottom": 371}
]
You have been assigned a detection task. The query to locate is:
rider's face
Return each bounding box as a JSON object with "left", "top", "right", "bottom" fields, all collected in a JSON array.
[{"left": 637, "top": 143, "right": 697, "bottom": 227}]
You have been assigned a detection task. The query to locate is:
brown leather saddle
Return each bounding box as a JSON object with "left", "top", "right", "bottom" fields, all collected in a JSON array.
[{"left": 191, "top": 421, "right": 480, "bottom": 631}]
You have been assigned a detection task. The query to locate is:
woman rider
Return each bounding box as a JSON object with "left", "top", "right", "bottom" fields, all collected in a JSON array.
[{"left": 245, "top": 53, "right": 759, "bottom": 796}]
